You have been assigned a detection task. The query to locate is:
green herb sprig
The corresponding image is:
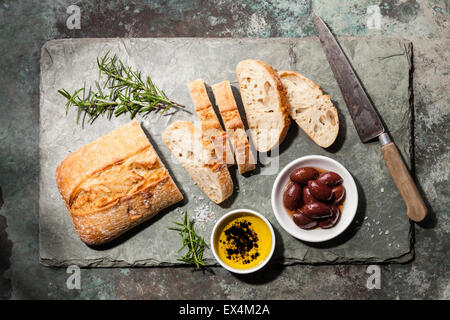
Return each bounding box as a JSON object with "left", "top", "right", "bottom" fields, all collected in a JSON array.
[
  {"left": 170, "top": 212, "right": 206, "bottom": 269},
  {"left": 58, "top": 51, "right": 185, "bottom": 124}
]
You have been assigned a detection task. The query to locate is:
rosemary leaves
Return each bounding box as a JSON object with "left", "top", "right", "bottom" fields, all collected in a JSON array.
[
  {"left": 58, "top": 51, "right": 184, "bottom": 124},
  {"left": 170, "top": 212, "right": 206, "bottom": 269}
]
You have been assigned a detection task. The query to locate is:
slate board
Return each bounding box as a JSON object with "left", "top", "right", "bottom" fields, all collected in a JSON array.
[{"left": 39, "top": 38, "right": 413, "bottom": 267}]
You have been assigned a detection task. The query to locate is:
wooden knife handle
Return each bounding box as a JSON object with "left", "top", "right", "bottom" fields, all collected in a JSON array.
[{"left": 381, "top": 142, "right": 427, "bottom": 222}]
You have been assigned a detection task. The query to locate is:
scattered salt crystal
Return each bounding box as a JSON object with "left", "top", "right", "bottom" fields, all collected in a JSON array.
[
  {"left": 385, "top": 230, "right": 389, "bottom": 235},
  {"left": 193, "top": 203, "right": 214, "bottom": 225},
  {"left": 380, "top": 188, "right": 384, "bottom": 192}
]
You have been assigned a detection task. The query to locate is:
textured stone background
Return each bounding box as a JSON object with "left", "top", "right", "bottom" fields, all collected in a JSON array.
[{"left": 0, "top": 0, "right": 448, "bottom": 299}]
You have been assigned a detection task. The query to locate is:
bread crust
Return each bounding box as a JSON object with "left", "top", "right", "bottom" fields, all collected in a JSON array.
[
  {"left": 162, "top": 121, "right": 233, "bottom": 204},
  {"left": 279, "top": 70, "right": 339, "bottom": 148},
  {"left": 187, "top": 79, "right": 235, "bottom": 166},
  {"left": 55, "top": 121, "right": 183, "bottom": 246},
  {"left": 236, "top": 60, "right": 291, "bottom": 152},
  {"left": 212, "top": 80, "right": 256, "bottom": 174}
]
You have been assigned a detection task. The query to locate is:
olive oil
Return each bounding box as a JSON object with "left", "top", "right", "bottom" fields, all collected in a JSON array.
[{"left": 215, "top": 213, "right": 272, "bottom": 270}]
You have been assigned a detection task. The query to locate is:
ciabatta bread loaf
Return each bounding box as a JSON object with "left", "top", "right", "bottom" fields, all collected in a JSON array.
[
  {"left": 55, "top": 121, "right": 183, "bottom": 246},
  {"left": 279, "top": 70, "right": 339, "bottom": 148},
  {"left": 162, "top": 121, "right": 233, "bottom": 204},
  {"left": 187, "top": 79, "right": 235, "bottom": 166},
  {"left": 236, "top": 60, "right": 291, "bottom": 152},
  {"left": 212, "top": 80, "right": 256, "bottom": 174}
]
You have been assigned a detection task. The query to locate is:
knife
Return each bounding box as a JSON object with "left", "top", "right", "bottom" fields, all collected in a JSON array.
[{"left": 313, "top": 15, "right": 427, "bottom": 222}]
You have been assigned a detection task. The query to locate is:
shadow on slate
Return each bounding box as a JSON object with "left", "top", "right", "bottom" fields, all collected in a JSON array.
[
  {"left": 0, "top": 185, "right": 13, "bottom": 300},
  {"left": 0, "top": 186, "right": 3, "bottom": 210},
  {"left": 324, "top": 98, "right": 347, "bottom": 154},
  {"left": 415, "top": 181, "right": 437, "bottom": 229}
]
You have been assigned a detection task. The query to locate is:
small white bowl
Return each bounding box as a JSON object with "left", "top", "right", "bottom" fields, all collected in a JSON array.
[
  {"left": 271, "top": 155, "right": 358, "bottom": 243},
  {"left": 210, "top": 209, "right": 276, "bottom": 274}
]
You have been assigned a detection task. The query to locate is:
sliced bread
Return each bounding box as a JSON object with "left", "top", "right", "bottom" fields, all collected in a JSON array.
[
  {"left": 212, "top": 80, "right": 256, "bottom": 174},
  {"left": 162, "top": 121, "right": 233, "bottom": 204},
  {"left": 187, "top": 79, "right": 235, "bottom": 166},
  {"left": 236, "top": 60, "right": 291, "bottom": 152},
  {"left": 279, "top": 70, "right": 339, "bottom": 148}
]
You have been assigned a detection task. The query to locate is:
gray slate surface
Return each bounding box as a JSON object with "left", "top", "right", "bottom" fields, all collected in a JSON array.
[{"left": 39, "top": 38, "right": 413, "bottom": 267}]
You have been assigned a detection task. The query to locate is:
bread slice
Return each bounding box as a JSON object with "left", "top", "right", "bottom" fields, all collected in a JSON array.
[
  {"left": 162, "top": 121, "right": 233, "bottom": 204},
  {"left": 279, "top": 70, "right": 339, "bottom": 148},
  {"left": 187, "top": 79, "right": 235, "bottom": 166},
  {"left": 55, "top": 121, "right": 183, "bottom": 246},
  {"left": 235, "top": 60, "right": 291, "bottom": 152},
  {"left": 212, "top": 80, "right": 256, "bottom": 174}
]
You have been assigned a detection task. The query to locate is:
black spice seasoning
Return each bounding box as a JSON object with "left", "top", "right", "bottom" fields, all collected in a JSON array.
[{"left": 219, "top": 219, "right": 260, "bottom": 265}]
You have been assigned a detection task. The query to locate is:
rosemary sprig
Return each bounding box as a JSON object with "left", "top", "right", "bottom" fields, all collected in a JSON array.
[
  {"left": 57, "top": 51, "right": 185, "bottom": 124},
  {"left": 170, "top": 212, "right": 206, "bottom": 269}
]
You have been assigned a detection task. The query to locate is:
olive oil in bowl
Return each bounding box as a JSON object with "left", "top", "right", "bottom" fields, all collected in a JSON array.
[{"left": 211, "top": 209, "right": 275, "bottom": 273}]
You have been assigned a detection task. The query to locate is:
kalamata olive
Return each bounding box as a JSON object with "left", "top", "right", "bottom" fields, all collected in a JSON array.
[
  {"left": 319, "top": 206, "right": 341, "bottom": 229},
  {"left": 331, "top": 185, "right": 346, "bottom": 205},
  {"left": 293, "top": 211, "right": 318, "bottom": 229},
  {"left": 303, "top": 202, "right": 332, "bottom": 219},
  {"left": 290, "top": 167, "right": 319, "bottom": 185},
  {"left": 283, "top": 182, "right": 303, "bottom": 210},
  {"left": 308, "top": 180, "right": 332, "bottom": 202},
  {"left": 317, "top": 171, "right": 343, "bottom": 187},
  {"left": 303, "top": 187, "right": 316, "bottom": 204}
]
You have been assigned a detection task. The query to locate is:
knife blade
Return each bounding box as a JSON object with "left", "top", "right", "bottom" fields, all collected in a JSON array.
[
  {"left": 313, "top": 15, "right": 427, "bottom": 222},
  {"left": 313, "top": 15, "right": 384, "bottom": 143}
]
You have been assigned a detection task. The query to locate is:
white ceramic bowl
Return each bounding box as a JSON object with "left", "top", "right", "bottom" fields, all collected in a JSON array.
[
  {"left": 210, "top": 209, "right": 276, "bottom": 274},
  {"left": 271, "top": 155, "right": 358, "bottom": 242}
]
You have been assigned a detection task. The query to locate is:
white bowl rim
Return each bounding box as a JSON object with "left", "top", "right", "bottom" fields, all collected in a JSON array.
[
  {"left": 271, "top": 155, "right": 358, "bottom": 243},
  {"left": 210, "top": 208, "right": 276, "bottom": 274}
]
